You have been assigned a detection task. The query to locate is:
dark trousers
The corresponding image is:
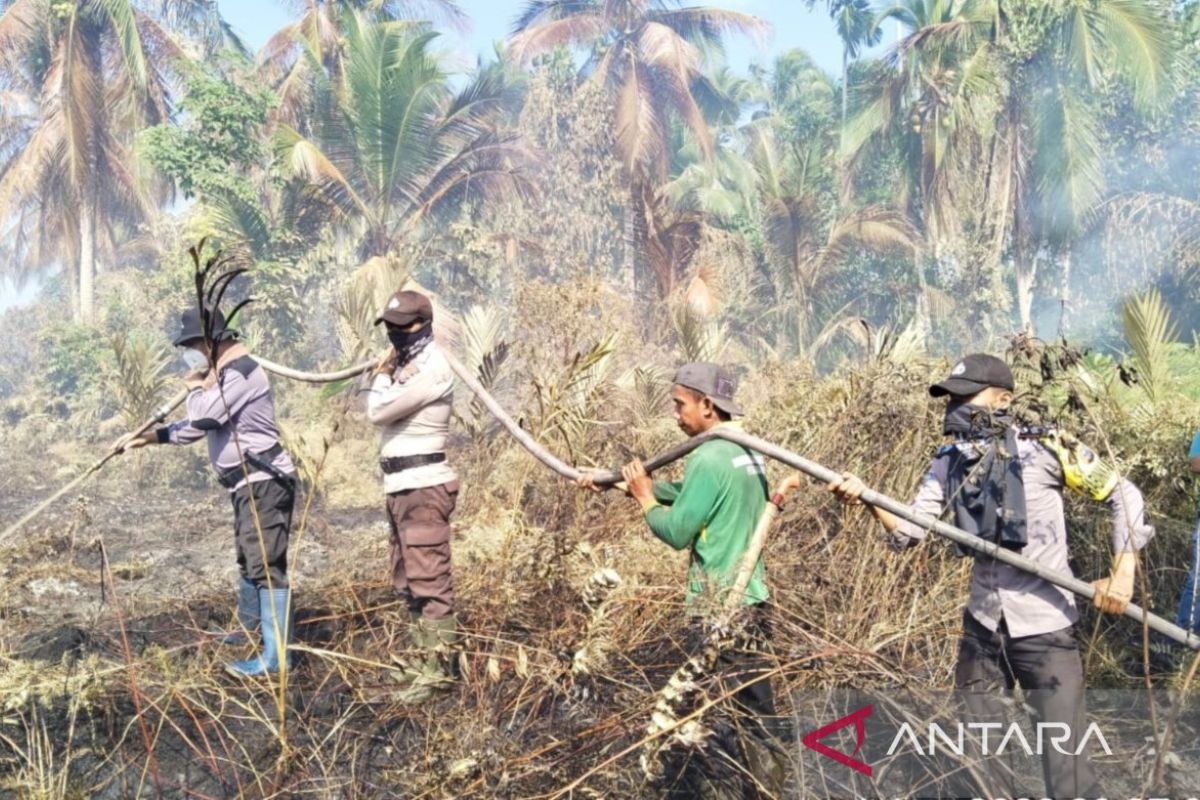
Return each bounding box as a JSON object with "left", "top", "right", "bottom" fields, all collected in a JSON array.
[
  {"left": 663, "top": 607, "right": 788, "bottom": 800},
  {"left": 385, "top": 481, "right": 458, "bottom": 620},
  {"left": 230, "top": 477, "right": 294, "bottom": 589},
  {"left": 956, "top": 612, "right": 1101, "bottom": 800}
]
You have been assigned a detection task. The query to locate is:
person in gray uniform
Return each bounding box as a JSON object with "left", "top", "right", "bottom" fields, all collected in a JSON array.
[
  {"left": 829, "top": 354, "right": 1154, "bottom": 799},
  {"left": 123, "top": 306, "right": 297, "bottom": 678}
]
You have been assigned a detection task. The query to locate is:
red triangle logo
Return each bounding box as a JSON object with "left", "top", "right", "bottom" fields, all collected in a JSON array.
[{"left": 801, "top": 704, "right": 874, "bottom": 777}]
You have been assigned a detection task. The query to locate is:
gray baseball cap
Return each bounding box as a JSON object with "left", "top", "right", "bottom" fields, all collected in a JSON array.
[{"left": 673, "top": 362, "right": 743, "bottom": 416}]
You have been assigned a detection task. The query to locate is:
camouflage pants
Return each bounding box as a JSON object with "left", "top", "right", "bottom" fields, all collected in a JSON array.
[{"left": 660, "top": 606, "right": 790, "bottom": 800}]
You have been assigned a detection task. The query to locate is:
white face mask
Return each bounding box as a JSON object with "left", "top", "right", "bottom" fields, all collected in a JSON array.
[{"left": 181, "top": 348, "right": 209, "bottom": 371}]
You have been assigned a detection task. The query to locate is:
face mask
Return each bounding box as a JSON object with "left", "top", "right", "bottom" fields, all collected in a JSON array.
[
  {"left": 943, "top": 398, "right": 1010, "bottom": 437},
  {"left": 388, "top": 324, "right": 429, "bottom": 353},
  {"left": 181, "top": 348, "right": 209, "bottom": 371}
]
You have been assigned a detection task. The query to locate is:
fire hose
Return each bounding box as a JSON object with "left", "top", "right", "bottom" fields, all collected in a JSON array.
[{"left": 2, "top": 350, "right": 1197, "bottom": 651}]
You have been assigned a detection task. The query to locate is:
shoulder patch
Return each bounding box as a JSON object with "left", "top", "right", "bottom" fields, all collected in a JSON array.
[
  {"left": 731, "top": 453, "right": 767, "bottom": 477},
  {"left": 223, "top": 355, "right": 259, "bottom": 379}
]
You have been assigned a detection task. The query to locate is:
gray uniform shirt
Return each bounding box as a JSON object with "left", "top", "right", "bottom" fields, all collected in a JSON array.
[
  {"left": 160, "top": 349, "right": 295, "bottom": 491},
  {"left": 893, "top": 435, "right": 1154, "bottom": 638}
]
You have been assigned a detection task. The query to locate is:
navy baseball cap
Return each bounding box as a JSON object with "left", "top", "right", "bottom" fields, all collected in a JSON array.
[{"left": 930, "top": 354, "right": 1015, "bottom": 397}]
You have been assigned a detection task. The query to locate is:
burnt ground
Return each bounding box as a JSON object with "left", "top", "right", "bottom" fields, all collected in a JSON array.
[{"left": 4, "top": 462, "right": 1200, "bottom": 798}]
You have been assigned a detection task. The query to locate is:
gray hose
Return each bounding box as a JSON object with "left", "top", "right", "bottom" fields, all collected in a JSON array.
[
  {"left": 256, "top": 357, "right": 375, "bottom": 384},
  {"left": 7, "top": 349, "right": 1197, "bottom": 652},
  {"left": 437, "top": 352, "right": 1198, "bottom": 651}
]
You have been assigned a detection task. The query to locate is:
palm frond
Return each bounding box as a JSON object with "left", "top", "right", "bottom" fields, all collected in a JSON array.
[
  {"left": 672, "top": 301, "right": 725, "bottom": 363},
  {"left": 532, "top": 334, "right": 618, "bottom": 457},
  {"left": 455, "top": 304, "right": 510, "bottom": 440},
  {"left": 1093, "top": 0, "right": 1172, "bottom": 108},
  {"left": 1121, "top": 289, "right": 1177, "bottom": 406},
  {"left": 507, "top": 12, "right": 605, "bottom": 62},
  {"left": 617, "top": 364, "right": 673, "bottom": 431},
  {"left": 1031, "top": 80, "right": 1103, "bottom": 240},
  {"left": 615, "top": 58, "right": 665, "bottom": 172},
  {"left": 815, "top": 206, "right": 920, "bottom": 273},
  {"left": 108, "top": 328, "right": 172, "bottom": 429}
]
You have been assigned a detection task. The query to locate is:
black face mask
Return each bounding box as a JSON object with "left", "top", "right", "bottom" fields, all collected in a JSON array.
[
  {"left": 943, "top": 399, "right": 1010, "bottom": 438},
  {"left": 387, "top": 322, "right": 433, "bottom": 365},
  {"left": 388, "top": 328, "right": 421, "bottom": 351}
]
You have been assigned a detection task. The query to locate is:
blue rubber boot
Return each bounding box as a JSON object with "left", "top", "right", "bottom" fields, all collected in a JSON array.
[
  {"left": 225, "top": 588, "right": 293, "bottom": 678},
  {"left": 214, "top": 578, "right": 259, "bottom": 645}
]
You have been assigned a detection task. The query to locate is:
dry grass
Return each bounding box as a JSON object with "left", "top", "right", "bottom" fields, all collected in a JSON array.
[{"left": 2, "top": 322, "right": 1200, "bottom": 798}]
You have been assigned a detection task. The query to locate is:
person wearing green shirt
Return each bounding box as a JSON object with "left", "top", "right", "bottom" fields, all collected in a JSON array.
[{"left": 580, "top": 362, "right": 784, "bottom": 799}]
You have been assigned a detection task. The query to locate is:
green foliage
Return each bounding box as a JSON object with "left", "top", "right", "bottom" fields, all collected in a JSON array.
[
  {"left": 139, "top": 65, "right": 275, "bottom": 204},
  {"left": 1122, "top": 289, "right": 1179, "bottom": 406},
  {"left": 275, "top": 11, "right": 530, "bottom": 261},
  {"left": 531, "top": 334, "right": 618, "bottom": 459},
  {"left": 107, "top": 330, "right": 172, "bottom": 428},
  {"left": 38, "top": 323, "right": 113, "bottom": 397}
]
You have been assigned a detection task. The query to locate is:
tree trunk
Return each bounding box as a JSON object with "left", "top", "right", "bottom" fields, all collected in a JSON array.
[
  {"left": 841, "top": 46, "right": 849, "bottom": 139},
  {"left": 622, "top": 190, "right": 639, "bottom": 295},
  {"left": 1014, "top": 244, "right": 1036, "bottom": 334},
  {"left": 1058, "top": 249, "right": 1071, "bottom": 336},
  {"left": 78, "top": 190, "right": 97, "bottom": 324}
]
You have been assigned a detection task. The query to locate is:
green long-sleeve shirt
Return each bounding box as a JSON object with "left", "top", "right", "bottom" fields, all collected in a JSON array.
[{"left": 643, "top": 427, "right": 770, "bottom": 608}]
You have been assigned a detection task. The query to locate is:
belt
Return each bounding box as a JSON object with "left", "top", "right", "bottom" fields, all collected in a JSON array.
[
  {"left": 216, "top": 443, "right": 292, "bottom": 489},
  {"left": 380, "top": 452, "right": 446, "bottom": 474}
]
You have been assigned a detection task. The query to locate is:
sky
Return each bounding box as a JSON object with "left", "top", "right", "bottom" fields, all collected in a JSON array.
[
  {"left": 0, "top": 0, "right": 879, "bottom": 313},
  {"left": 213, "top": 1, "right": 858, "bottom": 77}
]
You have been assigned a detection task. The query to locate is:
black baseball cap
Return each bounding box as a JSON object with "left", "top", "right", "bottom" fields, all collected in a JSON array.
[
  {"left": 929, "top": 353, "right": 1015, "bottom": 397},
  {"left": 375, "top": 290, "right": 433, "bottom": 327},
  {"left": 674, "top": 362, "right": 743, "bottom": 416},
  {"left": 172, "top": 306, "right": 236, "bottom": 346}
]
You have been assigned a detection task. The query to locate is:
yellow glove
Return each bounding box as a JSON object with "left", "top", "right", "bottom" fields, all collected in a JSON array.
[{"left": 1040, "top": 430, "right": 1119, "bottom": 501}]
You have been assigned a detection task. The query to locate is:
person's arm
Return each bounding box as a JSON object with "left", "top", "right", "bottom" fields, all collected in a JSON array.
[
  {"left": 185, "top": 369, "right": 257, "bottom": 431},
  {"left": 828, "top": 456, "right": 947, "bottom": 550},
  {"left": 120, "top": 371, "right": 210, "bottom": 451},
  {"left": 1040, "top": 438, "right": 1154, "bottom": 615},
  {"left": 1189, "top": 432, "right": 1200, "bottom": 473},
  {"left": 653, "top": 480, "right": 683, "bottom": 505},
  {"left": 366, "top": 363, "right": 452, "bottom": 426},
  {"left": 639, "top": 454, "right": 719, "bottom": 551},
  {"left": 1092, "top": 478, "right": 1156, "bottom": 614},
  {"left": 157, "top": 418, "right": 206, "bottom": 445}
]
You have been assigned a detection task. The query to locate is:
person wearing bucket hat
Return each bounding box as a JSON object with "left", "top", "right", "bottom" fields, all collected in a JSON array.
[
  {"left": 828, "top": 352, "right": 1156, "bottom": 799},
  {"left": 122, "top": 305, "right": 298, "bottom": 679},
  {"left": 578, "top": 362, "right": 785, "bottom": 798},
  {"left": 366, "top": 288, "right": 461, "bottom": 703}
]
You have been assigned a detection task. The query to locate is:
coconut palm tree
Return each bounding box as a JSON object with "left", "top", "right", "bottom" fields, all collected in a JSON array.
[
  {"left": 752, "top": 116, "right": 919, "bottom": 352},
  {"left": 275, "top": 10, "right": 532, "bottom": 262},
  {"left": 508, "top": 0, "right": 766, "bottom": 300},
  {"left": 0, "top": 0, "right": 181, "bottom": 322},
  {"left": 842, "top": 0, "right": 1001, "bottom": 249},
  {"left": 155, "top": 0, "right": 248, "bottom": 57},
  {"left": 999, "top": 0, "right": 1171, "bottom": 331},
  {"left": 260, "top": 0, "right": 465, "bottom": 124},
  {"left": 831, "top": 0, "right": 882, "bottom": 130},
  {"left": 844, "top": 0, "right": 1172, "bottom": 332}
]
